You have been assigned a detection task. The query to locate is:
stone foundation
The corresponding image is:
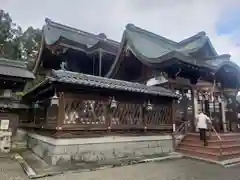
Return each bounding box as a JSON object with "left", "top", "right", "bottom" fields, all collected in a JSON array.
[
  {"left": 11, "top": 129, "right": 27, "bottom": 150},
  {"left": 26, "top": 132, "right": 182, "bottom": 165}
]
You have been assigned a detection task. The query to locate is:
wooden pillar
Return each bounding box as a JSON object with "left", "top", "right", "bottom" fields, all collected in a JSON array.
[
  {"left": 220, "top": 99, "right": 227, "bottom": 132},
  {"left": 106, "top": 102, "right": 112, "bottom": 132},
  {"left": 172, "top": 99, "right": 176, "bottom": 132},
  {"left": 168, "top": 83, "right": 176, "bottom": 132},
  {"left": 56, "top": 92, "right": 65, "bottom": 130},
  {"left": 182, "top": 88, "right": 188, "bottom": 121},
  {"left": 171, "top": 99, "right": 177, "bottom": 150},
  {"left": 192, "top": 88, "right": 198, "bottom": 132},
  {"left": 93, "top": 55, "right": 95, "bottom": 75},
  {"left": 232, "top": 90, "right": 238, "bottom": 132},
  {"left": 99, "top": 50, "right": 103, "bottom": 77}
]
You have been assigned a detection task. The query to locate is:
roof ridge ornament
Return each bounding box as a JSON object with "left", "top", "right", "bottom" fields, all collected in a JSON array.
[{"left": 60, "top": 61, "right": 67, "bottom": 71}]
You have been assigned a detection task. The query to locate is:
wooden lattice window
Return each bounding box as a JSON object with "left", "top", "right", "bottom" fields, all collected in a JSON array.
[
  {"left": 64, "top": 98, "right": 108, "bottom": 125},
  {"left": 145, "top": 105, "right": 171, "bottom": 125},
  {"left": 111, "top": 103, "right": 142, "bottom": 125}
]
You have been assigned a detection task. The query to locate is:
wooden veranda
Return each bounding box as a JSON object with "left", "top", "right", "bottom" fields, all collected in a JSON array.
[{"left": 20, "top": 70, "right": 177, "bottom": 138}]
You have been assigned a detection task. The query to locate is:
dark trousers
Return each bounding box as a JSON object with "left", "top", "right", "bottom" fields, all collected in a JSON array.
[{"left": 199, "top": 128, "right": 208, "bottom": 146}]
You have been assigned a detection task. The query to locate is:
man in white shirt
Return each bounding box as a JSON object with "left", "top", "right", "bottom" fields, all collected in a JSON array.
[{"left": 196, "top": 111, "right": 211, "bottom": 146}]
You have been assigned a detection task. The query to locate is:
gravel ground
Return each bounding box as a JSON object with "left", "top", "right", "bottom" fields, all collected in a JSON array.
[{"left": 2, "top": 157, "right": 240, "bottom": 180}]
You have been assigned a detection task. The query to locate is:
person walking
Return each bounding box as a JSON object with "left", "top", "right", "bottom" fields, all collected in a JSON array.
[{"left": 196, "top": 111, "right": 211, "bottom": 146}]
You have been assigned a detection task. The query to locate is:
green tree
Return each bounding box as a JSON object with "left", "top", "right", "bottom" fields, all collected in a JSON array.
[
  {"left": 0, "top": 9, "right": 22, "bottom": 59},
  {"left": 0, "top": 9, "right": 42, "bottom": 61},
  {"left": 21, "top": 26, "right": 42, "bottom": 61}
]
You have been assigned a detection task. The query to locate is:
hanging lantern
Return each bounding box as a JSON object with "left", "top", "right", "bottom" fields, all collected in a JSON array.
[
  {"left": 228, "top": 98, "right": 232, "bottom": 104},
  {"left": 75, "top": 112, "right": 79, "bottom": 119},
  {"left": 186, "top": 90, "right": 191, "bottom": 100},
  {"left": 203, "top": 92, "right": 209, "bottom": 101},
  {"left": 65, "top": 114, "right": 69, "bottom": 120},
  {"left": 125, "top": 48, "right": 131, "bottom": 57},
  {"left": 198, "top": 92, "right": 203, "bottom": 101},
  {"left": 110, "top": 97, "right": 117, "bottom": 109},
  {"left": 210, "top": 95, "right": 214, "bottom": 102},
  {"left": 216, "top": 95, "right": 221, "bottom": 103},
  {"left": 51, "top": 92, "right": 59, "bottom": 106},
  {"left": 146, "top": 100, "right": 153, "bottom": 111},
  {"left": 33, "top": 102, "right": 39, "bottom": 109},
  {"left": 175, "top": 90, "right": 182, "bottom": 104},
  {"left": 175, "top": 90, "right": 180, "bottom": 95}
]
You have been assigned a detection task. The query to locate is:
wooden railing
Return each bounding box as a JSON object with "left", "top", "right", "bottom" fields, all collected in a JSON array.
[
  {"left": 20, "top": 93, "right": 174, "bottom": 132},
  {"left": 172, "top": 120, "right": 190, "bottom": 150},
  {"left": 210, "top": 125, "right": 222, "bottom": 156},
  {"left": 62, "top": 95, "right": 173, "bottom": 131}
]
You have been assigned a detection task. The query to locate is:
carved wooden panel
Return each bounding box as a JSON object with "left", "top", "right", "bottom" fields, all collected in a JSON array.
[
  {"left": 61, "top": 93, "right": 174, "bottom": 131},
  {"left": 64, "top": 98, "right": 108, "bottom": 125}
]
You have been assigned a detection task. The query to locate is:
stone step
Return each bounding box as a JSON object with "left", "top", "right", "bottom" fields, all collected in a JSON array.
[
  {"left": 177, "top": 133, "right": 240, "bottom": 163},
  {"left": 222, "top": 157, "right": 240, "bottom": 167},
  {"left": 179, "top": 144, "right": 220, "bottom": 153},
  {"left": 187, "top": 133, "right": 240, "bottom": 140},
  {"left": 176, "top": 148, "right": 219, "bottom": 161},
  {"left": 180, "top": 143, "right": 240, "bottom": 154},
  {"left": 181, "top": 141, "right": 240, "bottom": 151},
  {"left": 220, "top": 151, "right": 240, "bottom": 161},
  {"left": 178, "top": 144, "right": 240, "bottom": 159},
  {"left": 177, "top": 147, "right": 240, "bottom": 160},
  {"left": 184, "top": 138, "right": 240, "bottom": 146}
]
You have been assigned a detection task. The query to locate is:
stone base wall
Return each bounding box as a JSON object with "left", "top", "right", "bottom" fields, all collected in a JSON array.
[
  {"left": 11, "top": 129, "right": 27, "bottom": 150},
  {"left": 26, "top": 132, "right": 182, "bottom": 165}
]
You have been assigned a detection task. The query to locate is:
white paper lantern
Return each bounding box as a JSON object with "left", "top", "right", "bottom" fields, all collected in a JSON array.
[
  {"left": 110, "top": 97, "right": 117, "bottom": 108},
  {"left": 51, "top": 93, "right": 59, "bottom": 106},
  {"left": 146, "top": 100, "right": 153, "bottom": 111}
]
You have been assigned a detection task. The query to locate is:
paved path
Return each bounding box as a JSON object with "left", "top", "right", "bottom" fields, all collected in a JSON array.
[{"left": 2, "top": 157, "right": 240, "bottom": 180}]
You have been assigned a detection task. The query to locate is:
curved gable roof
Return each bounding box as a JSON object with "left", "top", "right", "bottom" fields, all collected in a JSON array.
[
  {"left": 106, "top": 24, "right": 235, "bottom": 78},
  {"left": 33, "top": 18, "right": 120, "bottom": 73},
  {"left": 43, "top": 18, "right": 119, "bottom": 48}
]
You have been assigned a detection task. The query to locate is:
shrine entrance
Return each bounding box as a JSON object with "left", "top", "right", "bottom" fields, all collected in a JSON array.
[
  {"left": 171, "top": 82, "right": 231, "bottom": 133},
  {"left": 196, "top": 91, "right": 224, "bottom": 133}
]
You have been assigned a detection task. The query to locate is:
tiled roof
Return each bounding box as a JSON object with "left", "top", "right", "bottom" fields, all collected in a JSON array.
[
  {"left": 0, "top": 58, "right": 35, "bottom": 79},
  {"left": 50, "top": 70, "right": 178, "bottom": 98},
  {"left": 43, "top": 18, "right": 120, "bottom": 54},
  {"left": 106, "top": 24, "right": 234, "bottom": 78}
]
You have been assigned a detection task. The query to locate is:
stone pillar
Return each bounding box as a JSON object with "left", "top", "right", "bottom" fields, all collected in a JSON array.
[{"left": 221, "top": 100, "right": 227, "bottom": 132}]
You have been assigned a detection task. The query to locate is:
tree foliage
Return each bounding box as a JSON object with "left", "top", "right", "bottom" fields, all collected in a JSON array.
[
  {"left": 21, "top": 27, "right": 42, "bottom": 61},
  {"left": 0, "top": 9, "right": 42, "bottom": 61}
]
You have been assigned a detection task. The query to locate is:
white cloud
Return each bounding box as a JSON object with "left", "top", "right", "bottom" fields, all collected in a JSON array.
[{"left": 2, "top": 0, "right": 240, "bottom": 64}]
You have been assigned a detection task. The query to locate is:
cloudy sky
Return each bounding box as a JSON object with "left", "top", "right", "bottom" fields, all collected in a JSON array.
[{"left": 2, "top": 0, "right": 240, "bottom": 64}]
